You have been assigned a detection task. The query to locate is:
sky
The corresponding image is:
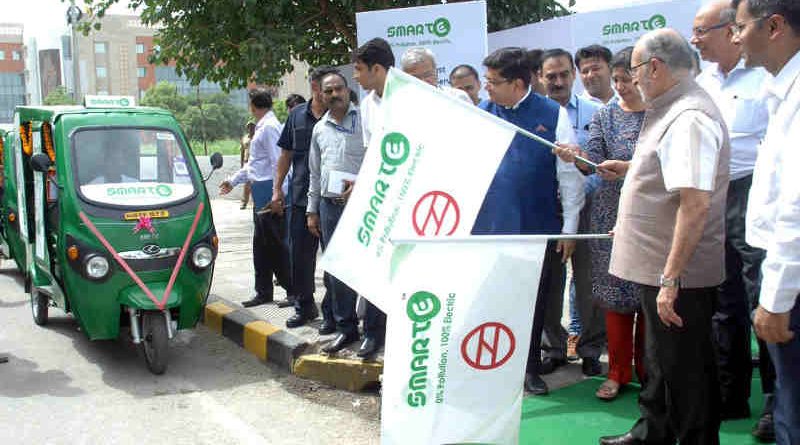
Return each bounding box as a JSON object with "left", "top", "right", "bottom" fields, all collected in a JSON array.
[{"left": 0, "top": 0, "right": 667, "bottom": 51}]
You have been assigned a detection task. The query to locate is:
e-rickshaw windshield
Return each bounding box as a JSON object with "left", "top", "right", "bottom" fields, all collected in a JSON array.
[{"left": 72, "top": 127, "right": 197, "bottom": 208}]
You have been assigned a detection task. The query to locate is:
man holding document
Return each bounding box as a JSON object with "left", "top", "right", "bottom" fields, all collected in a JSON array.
[{"left": 307, "top": 71, "right": 367, "bottom": 353}]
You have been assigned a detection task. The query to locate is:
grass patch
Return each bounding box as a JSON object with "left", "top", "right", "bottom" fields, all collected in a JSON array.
[{"left": 189, "top": 139, "right": 241, "bottom": 156}]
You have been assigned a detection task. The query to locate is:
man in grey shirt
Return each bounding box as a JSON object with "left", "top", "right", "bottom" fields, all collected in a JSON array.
[{"left": 307, "top": 72, "right": 366, "bottom": 353}]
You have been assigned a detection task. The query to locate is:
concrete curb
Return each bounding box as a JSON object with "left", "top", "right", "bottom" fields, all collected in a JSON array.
[
  {"left": 202, "top": 294, "right": 384, "bottom": 391},
  {"left": 293, "top": 354, "right": 383, "bottom": 392},
  {"left": 203, "top": 294, "right": 307, "bottom": 372}
]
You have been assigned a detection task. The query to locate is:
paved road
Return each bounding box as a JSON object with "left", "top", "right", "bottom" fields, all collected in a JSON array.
[{"left": 0, "top": 261, "right": 380, "bottom": 444}]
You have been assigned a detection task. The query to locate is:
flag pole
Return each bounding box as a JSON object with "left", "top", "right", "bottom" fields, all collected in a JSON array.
[
  {"left": 391, "top": 234, "right": 612, "bottom": 245},
  {"left": 514, "top": 126, "right": 599, "bottom": 170}
]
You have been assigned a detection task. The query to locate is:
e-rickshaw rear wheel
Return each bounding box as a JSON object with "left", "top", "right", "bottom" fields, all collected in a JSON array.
[
  {"left": 140, "top": 311, "right": 169, "bottom": 375},
  {"left": 31, "top": 290, "right": 49, "bottom": 326}
]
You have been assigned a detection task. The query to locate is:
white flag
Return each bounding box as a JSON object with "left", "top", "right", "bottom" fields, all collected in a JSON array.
[
  {"left": 381, "top": 240, "right": 547, "bottom": 445},
  {"left": 320, "top": 68, "right": 517, "bottom": 312}
]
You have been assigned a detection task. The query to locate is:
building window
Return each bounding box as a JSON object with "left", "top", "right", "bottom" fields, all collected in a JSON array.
[
  {"left": 96, "top": 67, "right": 107, "bottom": 78},
  {"left": 137, "top": 67, "right": 147, "bottom": 78},
  {"left": 12, "top": 51, "right": 21, "bottom": 61},
  {"left": 0, "top": 51, "right": 4, "bottom": 60},
  {"left": 136, "top": 43, "right": 145, "bottom": 54},
  {"left": 94, "top": 42, "right": 107, "bottom": 54}
]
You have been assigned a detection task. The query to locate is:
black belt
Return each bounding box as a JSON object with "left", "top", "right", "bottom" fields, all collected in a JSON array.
[{"left": 323, "top": 196, "right": 347, "bottom": 206}]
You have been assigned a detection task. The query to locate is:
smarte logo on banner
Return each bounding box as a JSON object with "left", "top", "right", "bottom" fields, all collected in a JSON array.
[
  {"left": 603, "top": 13, "right": 667, "bottom": 36},
  {"left": 388, "top": 17, "right": 452, "bottom": 38}
]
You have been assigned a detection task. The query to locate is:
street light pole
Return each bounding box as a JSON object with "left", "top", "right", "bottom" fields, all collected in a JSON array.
[{"left": 66, "top": 2, "right": 82, "bottom": 103}]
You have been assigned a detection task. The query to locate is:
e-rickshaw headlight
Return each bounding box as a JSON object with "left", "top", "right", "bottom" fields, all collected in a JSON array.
[
  {"left": 191, "top": 245, "right": 213, "bottom": 269},
  {"left": 85, "top": 255, "right": 110, "bottom": 279}
]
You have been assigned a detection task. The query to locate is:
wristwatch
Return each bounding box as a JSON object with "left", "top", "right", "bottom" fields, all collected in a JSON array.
[{"left": 658, "top": 274, "right": 680, "bottom": 288}]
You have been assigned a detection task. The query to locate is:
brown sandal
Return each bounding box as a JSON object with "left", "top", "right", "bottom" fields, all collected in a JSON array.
[{"left": 595, "top": 379, "right": 621, "bottom": 401}]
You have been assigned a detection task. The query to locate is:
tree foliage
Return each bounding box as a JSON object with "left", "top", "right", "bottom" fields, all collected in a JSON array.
[
  {"left": 141, "top": 81, "right": 248, "bottom": 141},
  {"left": 71, "top": 0, "right": 574, "bottom": 90},
  {"left": 43, "top": 86, "right": 76, "bottom": 106}
]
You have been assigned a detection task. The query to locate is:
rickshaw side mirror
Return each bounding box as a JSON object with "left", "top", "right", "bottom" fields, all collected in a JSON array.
[
  {"left": 30, "top": 153, "right": 52, "bottom": 173},
  {"left": 210, "top": 152, "right": 223, "bottom": 170}
]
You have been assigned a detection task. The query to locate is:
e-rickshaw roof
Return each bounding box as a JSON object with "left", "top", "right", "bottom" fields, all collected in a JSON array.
[{"left": 15, "top": 105, "right": 175, "bottom": 123}]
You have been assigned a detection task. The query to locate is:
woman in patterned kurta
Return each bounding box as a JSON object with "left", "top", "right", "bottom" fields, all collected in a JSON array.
[{"left": 571, "top": 47, "right": 647, "bottom": 400}]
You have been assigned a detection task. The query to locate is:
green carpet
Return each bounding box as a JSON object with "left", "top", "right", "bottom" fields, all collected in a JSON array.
[{"left": 519, "top": 375, "right": 766, "bottom": 444}]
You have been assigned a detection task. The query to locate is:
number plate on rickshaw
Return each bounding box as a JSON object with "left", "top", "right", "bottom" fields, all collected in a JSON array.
[{"left": 124, "top": 210, "right": 170, "bottom": 220}]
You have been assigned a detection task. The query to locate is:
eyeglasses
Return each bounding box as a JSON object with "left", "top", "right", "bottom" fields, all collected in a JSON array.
[
  {"left": 692, "top": 22, "right": 730, "bottom": 36},
  {"left": 732, "top": 16, "right": 766, "bottom": 36},
  {"left": 484, "top": 77, "right": 511, "bottom": 87},
  {"left": 629, "top": 58, "right": 653, "bottom": 73}
]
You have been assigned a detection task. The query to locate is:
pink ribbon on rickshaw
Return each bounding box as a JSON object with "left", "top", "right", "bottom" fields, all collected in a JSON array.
[{"left": 78, "top": 202, "right": 205, "bottom": 311}]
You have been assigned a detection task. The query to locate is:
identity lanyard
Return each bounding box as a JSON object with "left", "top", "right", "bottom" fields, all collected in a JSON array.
[{"left": 329, "top": 112, "right": 358, "bottom": 134}]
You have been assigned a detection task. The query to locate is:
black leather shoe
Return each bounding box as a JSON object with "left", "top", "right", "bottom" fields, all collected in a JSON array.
[
  {"left": 322, "top": 333, "right": 357, "bottom": 353},
  {"left": 241, "top": 296, "right": 270, "bottom": 308},
  {"left": 752, "top": 412, "right": 775, "bottom": 443},
  {"left": 540, "top": 357, "right": 567, "bottom": 375},
  {"left": 582, "top": 357, "right": 602, "bottom": 376},
  {"left": 318, "top": 320, "right": 336, "bottom": 335},
  {"left": 357, "top": 337, "right": 382, "bottom": 358},
  {"left": 524, "top": 373, "right": 548, "bottom": 395},
  {"left": 598, "top": 432, "right": 642, "bottom": 444},
  {"left": 276, "top": 298, "right": 295, "bottom": 308},
  {"left": 286, "top": 305, "right": 319, "bottom": 328}
]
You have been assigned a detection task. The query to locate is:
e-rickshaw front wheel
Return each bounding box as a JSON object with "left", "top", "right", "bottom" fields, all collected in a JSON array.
[
  {"left": 140, "top": 311, "right": 169, "bottom": 375},
  {"left": 31, "top": 290, "right": 49, "bottom": 326}
]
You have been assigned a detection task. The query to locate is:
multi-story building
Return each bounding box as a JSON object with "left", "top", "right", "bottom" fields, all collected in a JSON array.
[
  {"left": 39, "top": 49, "right": 62, "bottom": 101},
  {"left": 0, "top": 23, "right": 26, "bottom": 124},
  {"left": 68, "top": 14, "right": 310, "bottom": 108},
  {"left": 69, "top": 15, "right": 250, "bottom": 107}
]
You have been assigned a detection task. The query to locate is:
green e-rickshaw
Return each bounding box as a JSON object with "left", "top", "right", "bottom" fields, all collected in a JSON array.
[{"left": 0, "top": 97, "right": 223, "bottom": 374}]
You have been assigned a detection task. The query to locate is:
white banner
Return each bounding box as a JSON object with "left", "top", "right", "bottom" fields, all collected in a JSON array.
[
  {"left": 488, "top": 0, "right": 699, "bottom": 54},
  {"left": 381, "top": 240, "right": 547, "bottom": 445},
  {"left": 319, "top": 69, "right": 517, "bottom": 312},
  {"left": 356, "top": 1, "right": 487, "bottom": 90}
]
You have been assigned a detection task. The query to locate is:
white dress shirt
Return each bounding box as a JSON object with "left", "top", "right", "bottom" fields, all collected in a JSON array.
[
  {"left": 228, "top": 110, "right": 283, "bottom": 187},
  {"left": 360, "top": 90, "right": 383, "bottom": 148},
  {"left": 441, "top": 85, "right": 473, "bottom": 103},
  {"left": 696, "top": 60, "right": 770, "bottom": 180},
  {"left": 657, "top": 111, "right": 724, "bottom": 192},
  {"left": 555, "top": 105, "right": 586, "bottom": 234},
  {"left": 511, "top": 87, "right": 585, "bottom": 234},
  {"left": 746, "top": 50, "right": 800, "bottom": 313}
]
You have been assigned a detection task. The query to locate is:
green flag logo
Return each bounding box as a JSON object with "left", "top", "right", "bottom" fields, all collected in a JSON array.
[{"left": 381, "top": 132, "right": 411, "bottom": 167}]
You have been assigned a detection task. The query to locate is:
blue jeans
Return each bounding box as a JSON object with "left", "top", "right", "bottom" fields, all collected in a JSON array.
[
  {"left": 319, "top": 198, "right": 358, "bottom": 337},
  {"left": 767, "top": 298, "right": 800, "bottom": 445}
]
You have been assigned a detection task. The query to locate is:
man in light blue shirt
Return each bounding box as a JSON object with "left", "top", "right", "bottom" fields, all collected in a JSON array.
[
  {"left": 539, "top": 48, "right": 603, "bottom": 377},
  {"left": 220, "top": 88, "right": 290, "bottom": 308}
]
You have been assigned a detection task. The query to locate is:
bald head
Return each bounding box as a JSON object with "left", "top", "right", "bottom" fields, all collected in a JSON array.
[
  {"left": 697, "top": 0, "right": 735, "bottom": 21},
  {"left": 632, "top": 29, "right": 695, "bottom": 101},
  {"left": 637, "top": 28, "right": 695, "bottom": 75},
  {"left": 691, "top": 0, "right": 740, "bottom": 70}
]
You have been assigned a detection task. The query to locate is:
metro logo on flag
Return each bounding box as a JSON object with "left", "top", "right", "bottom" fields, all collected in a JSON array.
[{"left": 320, "top": 68, "right": 517, "bottom": 311}]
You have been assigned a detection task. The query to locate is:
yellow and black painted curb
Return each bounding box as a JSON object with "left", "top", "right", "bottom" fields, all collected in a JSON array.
[
  {"left": 293, "top": 354, "right": 383, "bottom": 392},
  {"left": 203, "top": 294, "right": 307, "bottom": 372},
  {"left": 203, "top": 294, "right": 383, "bottom": 391}
]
